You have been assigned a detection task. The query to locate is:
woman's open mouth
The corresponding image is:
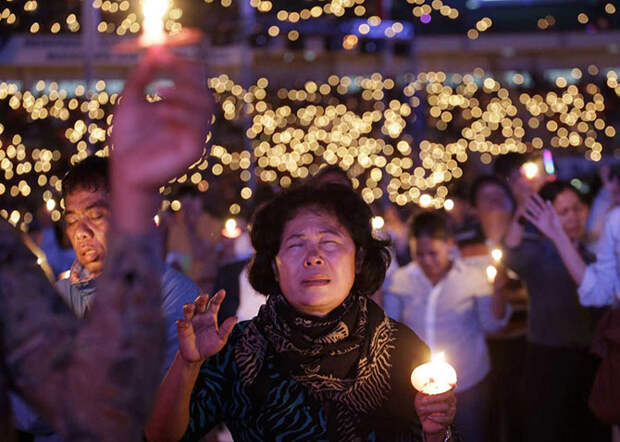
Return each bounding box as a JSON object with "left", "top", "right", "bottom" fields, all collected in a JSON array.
[{"left": 302, "top": 278, "right": 330, "bottom": 286}]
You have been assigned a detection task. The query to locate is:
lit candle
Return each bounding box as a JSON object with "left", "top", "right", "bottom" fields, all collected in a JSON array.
[
  {"left": 521, "top": 161, "right": 539, "bottom": 180},
  {"left": 371, "top": 216, "right": 385, "bottom": 231},
  {"left": 491, "top": 248, "right": 503, "bottom": 264},
  {"left": 153, "top": 214, "right": 160, "bottom": 227},
  {"left": 115, "top": 0, "right": 202, "bottom": 52},
  {"left": 411, "top": 352, "right": 457, "bottom": 395},
  {"left": 486, "top": 265, "right": 498, "bottom": 284},
  {"left": 222, "top": 218, "right": 242, "bottom": 239},
  {"left": 419, "top": 194, "right": 432, "bottom": 208},
  {"left": 140, "top": 0, "right": 170, "bottom": 46}
]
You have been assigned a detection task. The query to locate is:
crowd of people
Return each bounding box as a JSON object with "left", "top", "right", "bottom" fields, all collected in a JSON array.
[{"left": 0, "top": 46, "right": 619, "bottom": 442}]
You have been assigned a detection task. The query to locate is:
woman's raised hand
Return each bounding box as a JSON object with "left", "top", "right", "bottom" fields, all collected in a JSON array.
[
  {"left": 176, "top": 291, "right": 237, "bottom": 364},
  {"left": 522, "top": 194, "right": 563, "bottom": 241}
]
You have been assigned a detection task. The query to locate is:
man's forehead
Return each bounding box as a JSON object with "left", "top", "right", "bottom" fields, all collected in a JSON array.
[{"left": 64, "top": 188, "right": 110, "bottom": 210}]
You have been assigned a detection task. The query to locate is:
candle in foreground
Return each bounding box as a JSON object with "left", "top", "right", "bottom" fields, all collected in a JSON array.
[
  {"left": 141, "top": 0, "right": 170, "bottom": 46},
  {"left": 486, "top": 265, "right": 498, "bottom": 284},
  {"left": 411, "top": 352, "right": 457, "bottom": 395}
]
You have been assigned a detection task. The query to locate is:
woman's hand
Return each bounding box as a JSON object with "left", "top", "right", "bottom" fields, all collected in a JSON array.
[
  {"left": 522, "top": 194, "right": 563, "bottom": 241},
  {"left": 414, "top": 388, "right": 456, "bottom": 437},
  {"left": 176, "top": 290, "right": 237, "bottom": 364}
]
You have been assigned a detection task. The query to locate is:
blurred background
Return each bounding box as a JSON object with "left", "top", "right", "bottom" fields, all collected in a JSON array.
[{"left": 0, "top": 0, "right": 618, "bottom": 231}]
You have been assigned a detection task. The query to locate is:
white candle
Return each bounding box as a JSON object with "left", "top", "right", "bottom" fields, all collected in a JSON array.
[
  {"left": 486, "top": 265, "right": 498, "bottom": 284},
  {"left": 411, "top": 352, "right": 457, "bottom": 395},
  {"left": 140, "top": 0, "right": 170, "bottom": 46}
]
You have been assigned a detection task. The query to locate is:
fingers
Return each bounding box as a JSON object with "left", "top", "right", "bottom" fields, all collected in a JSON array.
[
  {"left": 152, "top": 105, "right": 209, "bottom": 138},
  {"left": 418, "top": 401, "right": 453, "bottom": 414},
  {"left": 194, "top": 293, "right": 209, "bottom": 314},
  {"left": 524, "top": 197, "right": 544, "bottom": 217},
  {"left": 521, "top": 211, "right": 539, "bottom": 226},
  {"left": 184, "top": 291, "right": 226, "bottom": 318},
  {"left": 417, "top": 389, "right": 455, "bottom": 405},
  {"left": 428, "top": 414, "right": 454, "bottom": 425},
  {"left": 122, "top": 47, "right": 207, "bottom": 106},
  {"left": 122, "top": 48, "right": 174, "bottom": 103},
  {"left": 183, "top": 302, "right": 196, "bottom": 321},
  {"left": 156, "top": 85, "right": 213, "bottom": 113},
  {"left": 175, "top": 318, "right": 194, "bottom": 336},
  {"left": 206, "top": 290, "right": 227, "bottom": 316},
  {"left": 218, "top": 316, "right": 237, "bottom": 341}
]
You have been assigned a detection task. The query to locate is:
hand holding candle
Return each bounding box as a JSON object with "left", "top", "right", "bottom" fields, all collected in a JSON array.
[
  {"left": 110, "top": 48, "right": 214, "bottom": 233},
  {"left": 412, "top": 353, "right": 457, "bottom": 437}
]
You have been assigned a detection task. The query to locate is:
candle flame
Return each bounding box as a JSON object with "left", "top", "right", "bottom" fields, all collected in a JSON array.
[
  {"left": 486, "top": 265, "right": 497, "bottom": 284},
  {"left": 521, "top": 161, "right": 539, "bottom": 180},
  {"left": 419, "top": 194, "right": 432, "bottom": 208},
  {"left": 225, "top": 218, "right": 237, "bottom": 233},
  {"left": 222, "top": 218, "right": 241, "bottom": 239},
  {"left": 371, "top": 216, "right": 384, "bottom": 230},
  {"left": 491, "top": 248, "right": 503, "bottom": 263},
  {"left": 431, "top": 352, "right": 445, "bottom": 363},
  {"left": 142, "top": 0, "right": 170, "bottom": 45}
]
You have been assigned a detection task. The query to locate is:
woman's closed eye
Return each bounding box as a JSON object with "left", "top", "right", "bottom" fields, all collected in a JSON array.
[{"left": 320, "top": 239, "right": 342, "bottom": 249}]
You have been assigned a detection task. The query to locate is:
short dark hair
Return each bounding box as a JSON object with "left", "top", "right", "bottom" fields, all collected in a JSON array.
[
  {"left": 493, "top": 153, "right": 526, "bottom": 178},
  {"left": 539, "top": 180, "right": 586, "bottom": 204},
  {"left": 248, "top": 184, "right": 391, "bottom": 297},
  {"left": 469, "top": 174, "right": 516, "bottom": 211},
  {"left": 410, "top": 211, "right": 454, "bottom": 241},
  {"left": 307, "top": 164, "right": 351, "bottom": 188},
  {"left": 61, "top": 156, "right": 109, "bottom": 200}
]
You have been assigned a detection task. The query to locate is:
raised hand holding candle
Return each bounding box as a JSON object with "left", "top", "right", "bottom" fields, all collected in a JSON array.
[{"left": 411, "top": 352, "right": 457, "bottom": 395}]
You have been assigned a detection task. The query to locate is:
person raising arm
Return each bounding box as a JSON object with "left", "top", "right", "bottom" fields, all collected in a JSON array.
[{"left": 0, "top": 47, "right": 213, "bottom": 441}]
